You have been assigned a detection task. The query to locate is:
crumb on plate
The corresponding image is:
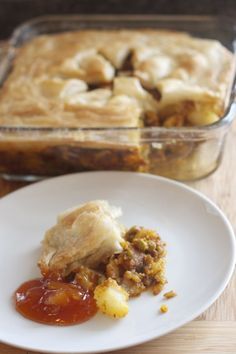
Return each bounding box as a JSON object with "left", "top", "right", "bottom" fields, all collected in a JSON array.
[
  {"left": 163, "top": 290, "right": 177, "bottom": 299},
  {"left": 160, "top": 304, "right": 168, "bottom": 313}
]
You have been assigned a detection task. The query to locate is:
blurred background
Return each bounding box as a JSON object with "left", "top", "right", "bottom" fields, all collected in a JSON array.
[{"left": 0, "top": 0, "right": 235, "bottom": 40}]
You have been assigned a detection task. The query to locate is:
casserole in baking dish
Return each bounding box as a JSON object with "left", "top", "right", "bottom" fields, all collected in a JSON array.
[{"left": 0, "top": 16, "right": 235, "bottom": 180}]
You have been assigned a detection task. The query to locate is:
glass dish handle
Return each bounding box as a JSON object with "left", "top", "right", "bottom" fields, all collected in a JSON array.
[
  {"left": 233, "top": 86, "right": 236, "bottom": 103},
  {"left": 0, "top": 40, "right": 14, "bottom": 86},
  {"left": 0, "top": 40, "right": 10, "bottom": 61}
]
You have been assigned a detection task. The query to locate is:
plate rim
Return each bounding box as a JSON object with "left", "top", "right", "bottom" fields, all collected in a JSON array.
[{"left": 0, "top": 171, "right": 235, "bottom": 353}]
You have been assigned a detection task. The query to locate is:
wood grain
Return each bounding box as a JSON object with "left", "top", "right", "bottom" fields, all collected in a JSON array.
[{"left": 0, "top": 123, "right": 235, "bottom": 354}]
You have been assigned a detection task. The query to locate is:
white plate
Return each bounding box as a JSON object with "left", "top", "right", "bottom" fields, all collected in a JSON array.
[{"left": 0, "top": 172, "right": 235, "bottom": 353}]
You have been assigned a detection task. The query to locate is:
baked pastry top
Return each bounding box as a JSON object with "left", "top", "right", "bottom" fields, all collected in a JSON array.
[
  {"left": 38, "top": 200, "right": 124, "bottom": 276},
  {"left": 0, "top": 29, "right": 234, "bottom": 128}
]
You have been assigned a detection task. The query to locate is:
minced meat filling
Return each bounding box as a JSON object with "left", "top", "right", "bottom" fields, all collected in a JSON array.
[
  {"left": 66, "top": 226, "right": 166, "bottom": 298},
  {"left": 106, "top": 226, "right": 166, "bottom": 297}
]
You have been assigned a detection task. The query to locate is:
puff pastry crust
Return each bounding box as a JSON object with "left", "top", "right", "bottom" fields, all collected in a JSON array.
[
  {"left": 38, "top": 200, "right": 124, "bottom": 275},
  {"left": 0, "top": 29, "right": 234, "bottom": 129}
]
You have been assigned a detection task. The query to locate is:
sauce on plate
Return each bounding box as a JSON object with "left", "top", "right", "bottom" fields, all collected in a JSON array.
[{"left": 14, "top": 275, "right": 97, "bottom": 325}]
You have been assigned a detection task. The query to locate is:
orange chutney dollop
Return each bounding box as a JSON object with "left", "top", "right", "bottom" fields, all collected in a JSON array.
[{"left": 14, "top": 275, "right": 97, "bottom": 325}]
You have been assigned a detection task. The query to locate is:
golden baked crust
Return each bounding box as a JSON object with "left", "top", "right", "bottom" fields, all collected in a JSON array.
[
  {"left": 38, "top": 200, "right": 125, "bottom": 275},
  {"left": 0, "top": 29, "right": 234, "bottom": 128}
]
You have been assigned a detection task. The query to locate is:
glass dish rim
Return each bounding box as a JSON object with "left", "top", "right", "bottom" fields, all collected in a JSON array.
[{"left": 1, "top": 14, "right": 236, "bottom": 135}]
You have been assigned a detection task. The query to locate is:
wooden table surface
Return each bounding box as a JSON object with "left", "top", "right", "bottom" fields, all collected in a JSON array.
[{"left": 0, "top": 124, "right": 235, "bottom": 354}]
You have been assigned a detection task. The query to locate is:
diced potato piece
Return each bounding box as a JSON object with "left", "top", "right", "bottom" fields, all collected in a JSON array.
[
  {"left": 188, "top": 110, "right": 219, "bottom": 126},
  {"left": 94, "top": 278, "right": 129, "bottom": 318}
]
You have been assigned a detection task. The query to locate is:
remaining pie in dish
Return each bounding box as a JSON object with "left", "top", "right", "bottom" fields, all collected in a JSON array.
[
  {"left": 0, "top": 29, "right": 234, "bottom": 128},
  {"left": 0, "top": 29, "right": 234, "bottom": 179}
]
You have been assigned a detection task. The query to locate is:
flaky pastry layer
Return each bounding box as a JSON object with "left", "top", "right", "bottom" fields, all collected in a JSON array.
[{"left": 0, "top": 29, "right": 234, "bottom": 129}]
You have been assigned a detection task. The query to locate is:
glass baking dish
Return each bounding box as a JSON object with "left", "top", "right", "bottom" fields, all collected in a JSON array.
[{"left": 0, "top": 15, "right": 235, "bottom": 181}]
